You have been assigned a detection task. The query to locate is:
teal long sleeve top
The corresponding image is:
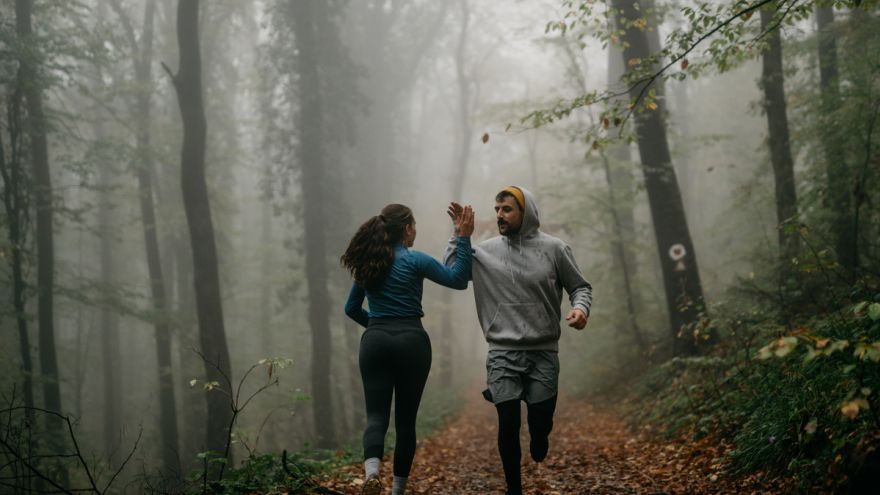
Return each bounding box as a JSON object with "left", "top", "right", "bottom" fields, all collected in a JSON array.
[{"left": 344, "top": 237, "right": 472, "bottom": 327}]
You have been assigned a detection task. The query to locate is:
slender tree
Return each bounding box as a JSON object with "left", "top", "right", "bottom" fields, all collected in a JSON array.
[
  {"left": 165, "top": 0, "right": 233, "bottom": 471},
  {"left": 15, "top": 0, "right": 64, "bottom": 437},
  {"left": 557, "top": 34, "right": 648, "bottom": 357},
  {"left": 815, "top": 6, "right": 855, "bottom": 270},
  {"left": 1, "top": 62, "right": 35, "bottom": 415},
  {"left": 288, "top": 0, "right": 336, "bottom": 448},
  {"left": 108, "top": 0, "right": 179, "bottom": 474},
  {"left": 611, "top": 0, "right": 707, "bottom": 357},
  {"left": 438, "top": 0, "right": 474, "bottom": 388},
  {"left": 760, "top": 4, "right": 799, "bottom": 261}
]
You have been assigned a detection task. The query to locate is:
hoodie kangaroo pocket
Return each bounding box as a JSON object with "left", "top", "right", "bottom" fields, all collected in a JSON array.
[{"left": 487, "top": 303, "right": 554, "bottom": 344}]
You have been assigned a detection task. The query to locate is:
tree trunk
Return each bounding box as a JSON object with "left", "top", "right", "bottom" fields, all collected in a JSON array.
[
  {"left": 96, "top": 133, "right": 122, "bottom": 465},
  {"left": 564, "top": 37, "right": 646, "bottom": 357},
  {"left": 612, "top": 0, "right": 708, "bottom": 357},
  {"left": 439, "top": 0, "right": 474, "bottom": 389},
  {"left": 760, "top": 5, "right": 799, "bottom": 261},
  {"left": 169, "top": 0, "right": 233, "bottom": 472},
  {"left": 815, "top": 6, "right": 855, "bottom": 270},
  {"left": 289, "top": 0, "right": 336, "bottom": 448},
  {"left": 132, "top": 0, "right": 180, "bottom": 475},
  {"left": 0, "top": 69, "right": 35, "bottom": 416},
  {"left": 174, "top": 233, "right": 205, "bottom": 470},
  {"left": 16, "top": 0, "right": 66, "bottom": 451},
  {"left": 259, "top": 199, "right": 273, "bottom": 353}
]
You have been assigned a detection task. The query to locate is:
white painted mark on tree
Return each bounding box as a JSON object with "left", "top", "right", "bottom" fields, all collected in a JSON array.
[{"left": 668, "top": 243, "right": 686, "bottom": 261}]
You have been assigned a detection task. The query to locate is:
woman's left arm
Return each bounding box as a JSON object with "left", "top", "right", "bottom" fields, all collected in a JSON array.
[
  {"left": 417, "top": 236, "right": 472, "bottom": 289},
  {"left": 344, "top": 283, "right": 370, "bottom": 328}
]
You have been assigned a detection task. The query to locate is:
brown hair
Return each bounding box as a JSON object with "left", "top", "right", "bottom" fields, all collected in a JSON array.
[{"left": 340, "top": 204, "right": 414, "bottom": 290}]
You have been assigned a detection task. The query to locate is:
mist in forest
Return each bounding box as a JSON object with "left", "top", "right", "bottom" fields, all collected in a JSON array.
[{"left": 2, "top": 0, "right": 878, "bottom": 493}]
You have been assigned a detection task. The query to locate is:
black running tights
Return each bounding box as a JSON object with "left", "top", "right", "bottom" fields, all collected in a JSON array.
[
  {"left": 495, "top": 395, "right": 557, "bottom": 495},
  {"left": 359, "top": 318, "right": 432, "bottom": 477}
]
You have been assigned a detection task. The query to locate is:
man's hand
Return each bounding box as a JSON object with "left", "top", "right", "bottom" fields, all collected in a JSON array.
[{"left": 565, "top": 309, "right": 588, "bottom": 330}]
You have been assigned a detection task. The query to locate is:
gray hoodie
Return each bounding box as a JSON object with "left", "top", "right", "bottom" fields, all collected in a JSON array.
[{"left": 445, "top": 187, "right": 592, "bottom": 351}]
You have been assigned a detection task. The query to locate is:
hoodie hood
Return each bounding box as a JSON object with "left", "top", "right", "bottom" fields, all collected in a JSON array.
[{"left": 508, "top": 186, "right": 540, "bottom": 238}]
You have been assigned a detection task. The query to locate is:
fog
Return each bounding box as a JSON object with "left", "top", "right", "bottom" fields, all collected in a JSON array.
[{"left": 2, "top": 0, "right": 876, "bottom": 492}]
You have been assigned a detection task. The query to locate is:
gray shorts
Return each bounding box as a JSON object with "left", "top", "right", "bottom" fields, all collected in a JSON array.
[{"left": 485, "top": 350, "right": 559, "bottom": 405}]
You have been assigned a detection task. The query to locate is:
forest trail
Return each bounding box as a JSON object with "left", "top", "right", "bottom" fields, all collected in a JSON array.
[{"left": 320, "top": 391, "right": 786, "bottom": 494}]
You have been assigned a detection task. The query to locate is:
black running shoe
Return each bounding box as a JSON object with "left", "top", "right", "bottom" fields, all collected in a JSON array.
[{"left": 530, "top": 434, "right": 549, "bottom": 462}]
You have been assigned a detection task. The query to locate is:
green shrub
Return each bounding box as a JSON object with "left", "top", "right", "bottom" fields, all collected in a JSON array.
[{"left": 627, "top": 288, "right": 880, "bottom": 492}]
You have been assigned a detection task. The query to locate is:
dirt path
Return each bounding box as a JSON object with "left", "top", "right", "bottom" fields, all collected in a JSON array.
[{"left": 321, "top": 392, "right": 785, "bottom": 494}]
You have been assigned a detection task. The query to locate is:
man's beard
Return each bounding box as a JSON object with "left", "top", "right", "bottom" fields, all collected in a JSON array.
[{"left": 498, "top": 221, "right": 520, "bottom": 236}]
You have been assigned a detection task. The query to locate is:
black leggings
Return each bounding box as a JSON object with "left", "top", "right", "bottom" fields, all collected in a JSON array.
[
  {"left": 359, "top": 317, "right": 432, "bottom": 477},
  {"left": 496, "top": 395, "right": 557, "bottom": 495}
]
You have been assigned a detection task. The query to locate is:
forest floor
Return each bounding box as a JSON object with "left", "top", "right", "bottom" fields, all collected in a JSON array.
[{"left": 319, "top": 391, "right": 790, "bottom": 495}]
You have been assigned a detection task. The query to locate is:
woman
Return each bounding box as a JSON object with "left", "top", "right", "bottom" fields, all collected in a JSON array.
[{"left": 341, "top": 203, "right": 474, "bottom": 495}]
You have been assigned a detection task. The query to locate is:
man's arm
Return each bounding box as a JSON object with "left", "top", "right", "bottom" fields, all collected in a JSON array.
[{"left": 558, "top": 244, "right": 592, "bottom": 329}]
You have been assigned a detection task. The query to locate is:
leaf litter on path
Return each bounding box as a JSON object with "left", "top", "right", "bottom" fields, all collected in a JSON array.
[{"left": 321, "top": 391, "right": 788, "bottom": 494}]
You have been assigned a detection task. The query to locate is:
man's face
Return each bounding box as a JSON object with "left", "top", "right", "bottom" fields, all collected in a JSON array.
[{"left": 495, "top": 196, "right": 523, "bottom": 236}]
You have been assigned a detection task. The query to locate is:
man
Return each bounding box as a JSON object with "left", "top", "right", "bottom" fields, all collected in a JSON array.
[{"left": 446, "top": 186, "right": 592, "bottom": 495}]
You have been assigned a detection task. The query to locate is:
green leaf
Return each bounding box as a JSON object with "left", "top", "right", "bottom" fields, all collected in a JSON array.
[
  {"left": 868, "top": 303, "right": 880, "bottom": 321},
  {"left": 853, "top": 301, "right": 868, "bottom": 315}
]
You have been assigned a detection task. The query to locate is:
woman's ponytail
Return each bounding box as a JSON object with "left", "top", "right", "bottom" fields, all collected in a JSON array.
[{"left": 341, "top": 204, "right": 413, "bottom": 290}]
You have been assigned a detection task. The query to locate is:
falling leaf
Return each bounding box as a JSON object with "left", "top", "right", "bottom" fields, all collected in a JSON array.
[
  {"left": 647, "top": 101, "right": 658, "bottom": 111},
  {"left": 603, "top": 118, "right": 610, "bottom": 128},
  {"left": 592, "top": 141, "right": 599, "bottom": 150},
  {"left": 681, "top": 58, "right": 689, "bottom": 70},
  {"left": 481, "top": 132, "right": 490, "bottom": 144}
]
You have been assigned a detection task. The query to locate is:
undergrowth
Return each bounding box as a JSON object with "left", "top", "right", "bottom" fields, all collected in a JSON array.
[{"left": 625, "top": 273, "right": 880, "bottom": 493}]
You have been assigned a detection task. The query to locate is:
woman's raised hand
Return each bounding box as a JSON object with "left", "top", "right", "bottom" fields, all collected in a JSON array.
[
  {"left": 447, "top": 202, "right": 463, "bottom": 235},
  {"left": 447, "top": 202, "right": 474, "bottom": 237},
  {"left": 458, "top": 205, "right": 475, "bottom": 237}
]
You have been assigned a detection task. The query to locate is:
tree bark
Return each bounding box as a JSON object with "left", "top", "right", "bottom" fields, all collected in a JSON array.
[
  {"left": 95, "top": 120, "right": 122, "bottom": 466},
  {"left": 1, "top": 65, "right": 35, "bottom": 416},
  {"left": 174, "top": 233, "right": 205, "bottom": 470},
  {"left": 289, "top": 0, "right": 336, "bottom": 448},
  {"left": 760, "top": 5, "right": 799, "bottom": 261},
  {"left": 16, "top": 0, "right": 65, "bottom": 441},
  {"left": 563, "top": 36, "right": 647, "bottom": 357},
  {"left": 108, "top": 0, "right": 180, "bottom": 472},
  {"left": 169, "top": 0, "right": 233, "bottom": 472},
  {"left": 134, "top": 0, "right": 180, "bottom": 475},
  {"left": 815, "top": 6, "right": 855, "bottom": 270},
  {"left": 612, "top": 0, "right": 708, "bottom": 357},
  {"left": 439, "top": 0, "right": 473, "bottom": 389}
]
